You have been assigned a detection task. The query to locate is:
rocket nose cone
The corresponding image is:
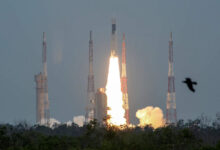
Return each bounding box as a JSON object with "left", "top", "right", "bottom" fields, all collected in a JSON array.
[{"left": 111, "top": 19, "right": 116, "bottom": 34}]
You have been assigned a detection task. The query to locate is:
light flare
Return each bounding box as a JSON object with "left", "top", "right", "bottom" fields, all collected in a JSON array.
[{"left": 106, "top": 54, "right": 126, "bottom": 126}]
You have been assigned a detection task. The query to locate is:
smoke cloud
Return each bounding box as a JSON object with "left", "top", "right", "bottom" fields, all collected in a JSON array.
[
  {"left": 66, "top": 120, "right": 73, "bottom": 127},
  {"left": 73, "top": 115, "right": 85, "bottom": 127},
  {"left": 136, "top": 106, "right": 165, "bottom": 129},
  {"left": 48, "top": 118, "right": 61, "bottom": 129}
]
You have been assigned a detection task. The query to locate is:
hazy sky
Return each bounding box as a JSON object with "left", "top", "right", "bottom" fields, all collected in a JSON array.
[{"left": 0, "top": 0, "right": 219, "bottom": 124}]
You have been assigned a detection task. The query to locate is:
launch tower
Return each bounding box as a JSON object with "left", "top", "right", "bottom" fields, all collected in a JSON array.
[
  {"left": 35, "top": 32, "right": 50, "bottom": 125},
  {"left": 121, "top": 34, "right": 130, "bottom": 124},
  {"left": 166, "top": 32, "right": 177, "bottom": 124},
  {"left": 86, "top": 31, "right": 95, "bottom": 123}
]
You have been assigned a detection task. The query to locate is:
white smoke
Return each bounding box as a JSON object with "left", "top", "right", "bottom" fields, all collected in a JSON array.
[
  {"left": 65, "top": 115, "right": 85, "bottom": 127},
  {"left": 48, "top": 118, "right": 61, "bottom": 129},
  {"left": 38, "top": 116, "right": 85, "bottom": 128},
  {"left": 73, "top": 115, "right": 85, "bottom": 127},
  {"left": 65, "top": 120, "right": 73, "bottom": 127},
  {"left": 136, "top": 106, "right": 165, "bottom": 129}
]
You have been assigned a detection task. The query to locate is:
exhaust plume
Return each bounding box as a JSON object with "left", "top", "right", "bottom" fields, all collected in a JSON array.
[
  {"left": 136, "top": 106, "right": 165, "bottom": 129},
  {"left": 106, "top": 54, "right": 126, "bottom": 126}
]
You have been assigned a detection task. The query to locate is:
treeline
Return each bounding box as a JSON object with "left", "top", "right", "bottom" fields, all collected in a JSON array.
[{"left": 0, "top": 116, "right": 220, "bottom": 150}]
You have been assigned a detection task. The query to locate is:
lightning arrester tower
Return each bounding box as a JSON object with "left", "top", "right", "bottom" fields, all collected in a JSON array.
[
  {"left": 35, "top": 32, "right": 50, "bottom": 125},
  {"left": 86, "top": 31, "right": 95, "bottom": 123},
  {"left": 42, "top": 32, "right": 50, "bottom": 125},
  {"left": 121, "top": 33, "right": 130, "bottom": 124},
  {"left": 166, "top": 32, "right": 177, "bottom": 124}
]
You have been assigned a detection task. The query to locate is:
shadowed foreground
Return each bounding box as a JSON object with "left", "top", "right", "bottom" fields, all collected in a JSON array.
[{"left": 0, "top": 117, "right": 220, "bottom": 150}]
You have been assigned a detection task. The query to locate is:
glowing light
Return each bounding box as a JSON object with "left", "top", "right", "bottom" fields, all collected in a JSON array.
[
  {"left": 106, "top": 53, "right": 126, "bottom": 126},
  {"left": 136, "top": 106, "right": 165, "bottom": 129}
]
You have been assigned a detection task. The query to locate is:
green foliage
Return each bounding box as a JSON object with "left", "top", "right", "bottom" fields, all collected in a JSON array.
[{"left": 0, "top": 118, "right": 219, "bottom": 150}]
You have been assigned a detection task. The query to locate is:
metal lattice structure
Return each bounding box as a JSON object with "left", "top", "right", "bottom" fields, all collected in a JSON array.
[
  {"left": 166, "top": 32, "right": 177, "bottom": 125},
  {"left": 35, "top": 32, "right": 50, "bottom": 125},
  {"left": 86, "top": 31, "right": 95, "bottom": 123}
]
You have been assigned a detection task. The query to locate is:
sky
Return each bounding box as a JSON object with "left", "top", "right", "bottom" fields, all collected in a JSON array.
[{"left": 0, "top": 0, "right": 219, "bottom": 124}]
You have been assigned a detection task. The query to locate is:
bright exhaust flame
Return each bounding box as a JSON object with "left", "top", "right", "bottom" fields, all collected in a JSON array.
[
  {"left": 136, "top": 106, "right": 165, "bottom": 129},
  {"left": 106, "top": 53, "right": 126, "bottom": 126}
]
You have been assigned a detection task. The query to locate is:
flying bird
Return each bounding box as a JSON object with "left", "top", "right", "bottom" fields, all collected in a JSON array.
[{"left": 182, "top": 78, "right": 197, "bottom": 92}]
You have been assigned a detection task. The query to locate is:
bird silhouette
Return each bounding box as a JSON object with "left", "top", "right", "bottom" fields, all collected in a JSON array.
[{"left": 182, "top": 78, "right": 197, "bottom": 92}]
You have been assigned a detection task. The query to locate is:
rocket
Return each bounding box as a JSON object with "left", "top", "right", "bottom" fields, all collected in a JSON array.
[{"left": 110, "top": 19, "right": 130, "bottom": 124}]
